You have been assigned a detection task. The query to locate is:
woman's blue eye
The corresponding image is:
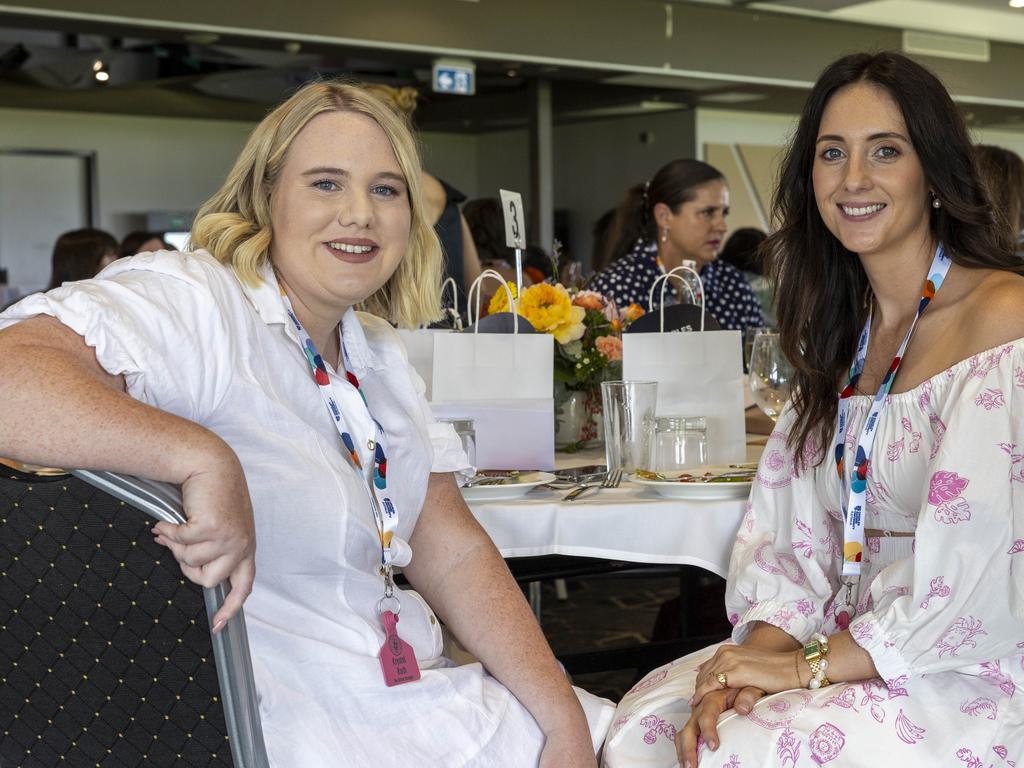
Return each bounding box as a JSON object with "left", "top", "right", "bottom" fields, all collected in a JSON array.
[
  {"left": 314, "top": 179, "right": 338, "bottom": 192},
  {"left": 821, "top": 147, "right": 843, "bottom": 161},
  {"left": 373, "top": 184, "right": 402, "bottom": 198},
  {"left": 877, "top": 145, "right": 900, "bottom": 159}
]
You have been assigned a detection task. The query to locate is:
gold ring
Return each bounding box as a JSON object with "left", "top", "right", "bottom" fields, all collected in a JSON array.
[{"left": 716, "top": 672, "right": 728, "bottom": 688}]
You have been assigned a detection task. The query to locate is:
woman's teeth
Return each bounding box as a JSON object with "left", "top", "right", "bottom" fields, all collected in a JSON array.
[
  {"left": 328, "top": 242, "right": 373, "bottom": 254},
  {"left": 841, "top": 203, "right": 885, "bottom": 217}
]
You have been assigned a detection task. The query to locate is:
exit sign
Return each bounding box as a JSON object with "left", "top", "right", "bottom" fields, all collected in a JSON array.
[{"left": 432, "top": 59, "right": 475, "bottom": 96}]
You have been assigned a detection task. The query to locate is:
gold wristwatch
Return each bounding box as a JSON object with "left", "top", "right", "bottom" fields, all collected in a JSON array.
[{"left": 803, "top": 634, "right": 831, "bottom": 689}]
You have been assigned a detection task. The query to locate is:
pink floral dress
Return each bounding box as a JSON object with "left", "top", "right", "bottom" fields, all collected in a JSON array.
[{"left": 603, "top": 340, "right": 1024, "bottom": 768}]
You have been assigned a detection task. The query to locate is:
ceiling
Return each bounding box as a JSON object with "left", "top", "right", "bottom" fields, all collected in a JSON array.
[{"left": 0, "top": 1, "right": 1022, "bottom": 133}]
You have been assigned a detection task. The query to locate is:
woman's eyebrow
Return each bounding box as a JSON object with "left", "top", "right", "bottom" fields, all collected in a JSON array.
[{"left": 815, "top": 131, "right": 909, "bottom": 144}]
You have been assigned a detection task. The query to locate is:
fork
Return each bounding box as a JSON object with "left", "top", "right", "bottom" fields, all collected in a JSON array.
[{"left": 561, "top": 469, "right": 623, "bottom": 501}]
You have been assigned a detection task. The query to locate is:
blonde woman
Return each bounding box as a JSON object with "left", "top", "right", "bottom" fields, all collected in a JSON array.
[{"left": 0, "top": 81, "right": 609, "bottom": 766}]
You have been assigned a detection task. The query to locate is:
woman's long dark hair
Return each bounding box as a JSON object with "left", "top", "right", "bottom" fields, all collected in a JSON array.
[
  {"left": 606, "top": 159, "right": 724, "bottom": 264},
  {"left": 47, "top": 228, "right": 118, "bottom": 290},
  {"left": 767, "top": 51, "right": 1019, "bottom": 468}
]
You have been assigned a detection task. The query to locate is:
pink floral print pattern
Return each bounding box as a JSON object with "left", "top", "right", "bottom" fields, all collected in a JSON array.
[
  {"left": 928, "top": 471, "right": 972, "bottom": 524},
  {"left": 776, "top": 728, "right": 801, "bottom": 767},
  {"left": 999, "top": 443, "right": 1024, "bottom": 484},
  {"left": 937, "top": 616, "right": 987, "bottom": 658},
  {"left": 638, "top": 714, "right": 676, "bottom": 745},
  {"left": 920, "top": 576, "right": 951, "bottom": 609},
  {"left": 974, "top": 388, "right": 1006, "bottom": 410}
]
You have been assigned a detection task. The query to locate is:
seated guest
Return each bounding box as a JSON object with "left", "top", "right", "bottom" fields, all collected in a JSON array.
[
  {"left": 603, "top": 51, "right": 1024, "bottom": 768},
  {"left": 974, "top": 144, "right": 1024, "bottom": 257},
  {"left": 46, "top": 227, "right": 119, "bottom": 289},
  {"left": 718, "top": 227, "right": 774, "bottom": 326},
  {"left": 119, "top": 230, "right": 171, "bottom": 257},
  {"left": 590, "top": 160, "right": 764, "bottom": 334},
  {"left": 0, "top": 80, "right": 610, "bottom": 767}
]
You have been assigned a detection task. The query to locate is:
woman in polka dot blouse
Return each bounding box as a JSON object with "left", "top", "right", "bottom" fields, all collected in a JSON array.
[{"left": 590, "top": 159, "right": 765, "bottom": 334}]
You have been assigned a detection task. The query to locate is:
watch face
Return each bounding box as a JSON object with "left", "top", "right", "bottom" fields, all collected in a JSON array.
[{"left": 805, "top": 640, "right": 821, "bottom": 659}]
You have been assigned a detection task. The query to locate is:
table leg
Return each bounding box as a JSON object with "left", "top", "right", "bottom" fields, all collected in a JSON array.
[{"left": 528, "top": 580, "right": 542, "bottom": 621}]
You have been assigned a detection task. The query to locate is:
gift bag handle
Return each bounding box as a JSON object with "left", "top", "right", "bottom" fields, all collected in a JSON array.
[
  {"left": 648, "top": 265, "right": 706, "bottom": 333},
  {"left": 440, "top": 276, "right": 463, "bottom": 331},
  {"left": 466, "top": 269, "right": 519, "bottom": 335}
]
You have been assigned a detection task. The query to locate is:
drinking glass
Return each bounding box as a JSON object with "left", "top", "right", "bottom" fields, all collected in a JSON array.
[
  {"left": 652, "top": 416, "right": 708, "bottom": 474},
  {"left": 437, "top": 418, "right": 477, "bottom": 468},
  {"left": 600, "top": 381, "right": 658, "bottom": 473},
  {"left": 743, "top": 325, "right": 771, "bottom": 373},
  {"left": 748, "top": 330, "right": 794, "bottom": 421}
]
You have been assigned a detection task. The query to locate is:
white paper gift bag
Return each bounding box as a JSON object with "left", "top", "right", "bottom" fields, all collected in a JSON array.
[
  {"left": 394, "top": 278, "right": 461, "bottom": 401},
  {"left": 431, "top": 270, "right": 555, "bottom": 470},
  {"left": 622, "top": 267, "right": 746, "bottom": 464}
]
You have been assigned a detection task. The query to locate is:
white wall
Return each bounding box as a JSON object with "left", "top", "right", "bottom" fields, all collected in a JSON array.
[
  {"left": 0, "top": 108, "right": 255, "bottom": 237},
  {"left": 695, "top": 108, "right": 798, "bottom": 160}
]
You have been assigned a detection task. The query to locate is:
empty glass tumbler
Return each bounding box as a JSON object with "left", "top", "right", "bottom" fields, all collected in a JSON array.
[
  {"left": 651, "top": 416, "right": 708, "bottom": 474},
  {"left": 600, "top": 380, "right": 658, "bottom": 473}
]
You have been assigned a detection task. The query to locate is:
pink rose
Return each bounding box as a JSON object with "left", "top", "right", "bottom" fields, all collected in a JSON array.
[
  {"left": 595, "top": 335, "right": 623, "bottom": 361},
  {"left": 572, "top": 290, "right": 605, "bottom": 310}
]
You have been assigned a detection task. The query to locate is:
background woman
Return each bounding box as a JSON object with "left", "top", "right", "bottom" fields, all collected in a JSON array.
[
  {"left": 0, "top": 81, "right": 609, "bottom": 767},
  {"left": 45, "top": 227, "right": 118, "bottom": 290},
  {"left": 602, "top": 52, "right": 1024, "bottom": 768},
  {"left": 590, "top": 159, "right": 764, "bottom": 334},
  {"left": 974, "top": 144, "right": 1024, "bottom": 257}
]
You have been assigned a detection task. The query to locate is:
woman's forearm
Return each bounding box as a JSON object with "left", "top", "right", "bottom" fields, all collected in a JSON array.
[
  {"left": 405, "top": 474, "right": 589, "bottom": 740},
  {"left": 742, "top": 621, "right": 802, "bottom": 652}
]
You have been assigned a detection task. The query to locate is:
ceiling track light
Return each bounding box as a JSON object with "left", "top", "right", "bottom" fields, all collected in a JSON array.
[
  {"left": 92, "top": 58, "right": 109, "bottom": 83},
  {"left": 1010, "top": 0, "right": 1024, "bottom": 8}
]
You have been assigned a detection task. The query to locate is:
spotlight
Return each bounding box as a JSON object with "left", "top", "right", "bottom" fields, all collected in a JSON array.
[
  {"left": 93, "top": 59, "right": 109, "bottom": 83},
  {"left": 1011, "top": 0, "right": 1024, "bottom": 8}
]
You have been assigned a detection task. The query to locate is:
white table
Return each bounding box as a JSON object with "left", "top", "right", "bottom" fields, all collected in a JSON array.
[{"left": 467, "top": 442, "right": 764, "bottom": 578}]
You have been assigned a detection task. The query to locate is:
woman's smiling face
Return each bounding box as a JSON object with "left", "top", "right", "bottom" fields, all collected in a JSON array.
[
  {"left": 812, "top": 81, "right": 931, "bottom": 260},
  {"left": 269, "top": 109, "right": 411, "bottom": 321}
]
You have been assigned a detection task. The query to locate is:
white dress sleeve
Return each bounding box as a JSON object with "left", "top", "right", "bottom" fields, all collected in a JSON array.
[
  {"left": 726, "top": 404, "right": 842, "bottom": 645},
  {"left": 849, "top": 351, "right": 1024, "bottom": 681},
  {"left": 0, "top": 251, "right": 233, "bottom": 422}
]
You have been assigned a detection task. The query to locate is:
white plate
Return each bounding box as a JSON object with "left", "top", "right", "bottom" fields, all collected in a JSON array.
[
  {"left": 461, "top": 472, "right": 556, "bottom": 502},
  {"left": 631, "top": 467, "right": 753, "bottom": 500}
]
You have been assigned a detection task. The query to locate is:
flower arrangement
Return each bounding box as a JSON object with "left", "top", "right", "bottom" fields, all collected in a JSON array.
[{"left": 487, "top": 281, "right": 644, "bottom": 448}]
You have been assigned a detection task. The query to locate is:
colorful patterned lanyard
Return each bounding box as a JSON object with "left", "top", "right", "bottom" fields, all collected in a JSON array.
[
  {"left": 834, "top": 244, "right": 950, "bottom": 580},
  {"left": 277, "top": 286, "right": 399, "bottom": 599}
]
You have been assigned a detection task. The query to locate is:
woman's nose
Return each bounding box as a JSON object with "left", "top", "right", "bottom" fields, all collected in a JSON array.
[{"left": 338, "top": 190, "right": 374, "bottom": 228}]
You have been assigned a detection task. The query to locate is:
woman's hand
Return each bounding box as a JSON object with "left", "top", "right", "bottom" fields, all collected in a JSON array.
[
  {"left": 690, "top": 645, "right": 803, "bottom": 709},
  {"left": 152, "top": 447, "right": 256, "bottom": 633},
  {"left": 676, "top": 686, "right": 765, "bottom": 768}
]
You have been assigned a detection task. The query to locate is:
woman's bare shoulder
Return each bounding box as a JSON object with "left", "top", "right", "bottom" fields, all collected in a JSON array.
[{"left": 961, "top": 269, "right": 1024, "bottom": 350}]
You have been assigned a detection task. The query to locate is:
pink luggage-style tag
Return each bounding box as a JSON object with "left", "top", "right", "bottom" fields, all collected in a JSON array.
[{"left": 378, "top": 610, "right": 421, "bottom": 687}]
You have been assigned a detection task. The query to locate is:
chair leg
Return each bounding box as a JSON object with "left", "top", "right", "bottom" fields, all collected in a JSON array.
[
  {"left": 555, "top": 578, "right": 569, "bottom": 601},
  {"left": 528, "top": 581, "right": 543, "bottom": 622}
]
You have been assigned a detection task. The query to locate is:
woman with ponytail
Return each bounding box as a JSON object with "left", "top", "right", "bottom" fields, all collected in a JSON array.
[{"left": 590, "top": 159, "right": 764, "bottom": 333}]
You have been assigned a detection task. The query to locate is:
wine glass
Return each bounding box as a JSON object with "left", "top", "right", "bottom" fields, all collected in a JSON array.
[{"left": 748, "top": 330, "right": 794, "bottom": 421}]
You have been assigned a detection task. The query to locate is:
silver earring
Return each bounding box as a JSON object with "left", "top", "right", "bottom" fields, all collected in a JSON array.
[
  {"left": 931, "top": 196, "right": 941, "bottom": 209},
  {"left": 660, "top": 228, "right": 669, "bottom": 243}
]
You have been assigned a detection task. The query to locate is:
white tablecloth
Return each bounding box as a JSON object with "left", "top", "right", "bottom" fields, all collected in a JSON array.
[{"left": 467, "top": 443, "right": 764, "bottom": 576}]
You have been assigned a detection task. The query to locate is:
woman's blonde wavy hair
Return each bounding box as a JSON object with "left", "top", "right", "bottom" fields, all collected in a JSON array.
[{"left": 190, "top": 79, "right": 443, "bottom": 328}]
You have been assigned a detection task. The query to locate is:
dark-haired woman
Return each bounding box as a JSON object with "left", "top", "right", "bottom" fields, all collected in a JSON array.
[
  {"left": 46, "top": 228, "right": 119, "bottom": 290},
  {"left": 603, "top": 52, "right": 1024, "bottom": 768},
  {"left": 589, "top": 160, "right": 764, "bottom": 333}
]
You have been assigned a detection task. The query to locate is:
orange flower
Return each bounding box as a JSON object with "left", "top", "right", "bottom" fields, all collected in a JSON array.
[
  {"left": 621, "top": 303, "right": 645, "bottom": 322},
  {"left": 572, "top": 290, "right": 605, "bottom": 311},
  {"left": 595, "top": 335, "right": 623, "bottom": 361}
]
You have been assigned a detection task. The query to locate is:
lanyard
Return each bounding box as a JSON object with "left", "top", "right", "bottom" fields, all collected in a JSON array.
[
  {"left": 278, "top": 286, "right": 400, "bottom": 603},
  {"left": 834, "top": 244, "right": 951, "bottom": 579}
]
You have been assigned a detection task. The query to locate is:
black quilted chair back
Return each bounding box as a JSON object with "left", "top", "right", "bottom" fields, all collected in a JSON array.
[{"left": 0, "top": 468, "right": 234, "bottom": 767}]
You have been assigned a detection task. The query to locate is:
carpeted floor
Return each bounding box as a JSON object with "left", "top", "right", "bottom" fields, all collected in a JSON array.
[{"left": 530, "top": 568, "right": 732, "bottom": 701}]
